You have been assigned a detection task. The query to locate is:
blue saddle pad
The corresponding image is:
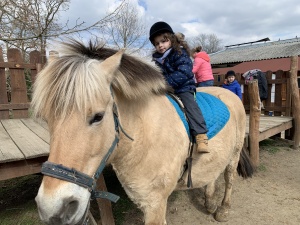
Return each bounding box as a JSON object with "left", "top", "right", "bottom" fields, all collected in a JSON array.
[{"left": 167, "top": 92, "right": 230, "bottom": 140}]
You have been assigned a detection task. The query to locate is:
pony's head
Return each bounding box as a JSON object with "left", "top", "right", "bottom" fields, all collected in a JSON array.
[{"left": 32, "top": 40, "right": 167, "bottom": 224}]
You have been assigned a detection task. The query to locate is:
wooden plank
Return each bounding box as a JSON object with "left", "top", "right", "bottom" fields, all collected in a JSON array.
[
  {"left": 0, "top": 121, "right": 25, "bottom": 163},
  {"left": 0, "top": 48, "right": 9, "bottom": 119},
  {"left": 274, "top": 70, "right": 283, "bottom": 116},
  {"left": 7, "top": 49, "right": 28, "bottom": 118},
  {"left": 0, "top": 103, "right": 30, "bottom": 110},
  {"left": 1, "top": 119, "right": 49, "bottom": 159},
  {"left": 0, "top": 156, "right": 47, "bottom": 181},
  {"left": 21, "top": 118, "right": 50, "bottom": 144},
  {"left": 0, "top": 62, "right": 37, "bottom": 70},
  {"left": 258, "top": 120, "right": 293, "bottom": 141},
  {"left": 246, "top": 115, "right": 293, "bottom": 134}
]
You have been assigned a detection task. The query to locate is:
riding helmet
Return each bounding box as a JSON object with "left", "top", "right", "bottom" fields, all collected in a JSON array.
[{"left": 149, "top": 21, "right": 174, "bottom": 44}]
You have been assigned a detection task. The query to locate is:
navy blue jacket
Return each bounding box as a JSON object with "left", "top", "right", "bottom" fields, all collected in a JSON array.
[
  {"left": 153, "top": 48, "right": 196, "bottom": 94},
  {"left": 222, "top": 80, "right": 242, "bottom": 99}
]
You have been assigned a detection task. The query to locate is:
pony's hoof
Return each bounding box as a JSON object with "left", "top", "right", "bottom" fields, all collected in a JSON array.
[
  {"left": 214, "top": 206, "right": 229, "bottom": 222},
  {"left": 205, "top": 201, "right": 218, "bottom": 214}
]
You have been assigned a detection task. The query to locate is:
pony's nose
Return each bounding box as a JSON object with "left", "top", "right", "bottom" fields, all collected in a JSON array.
[
  {"left": 63, "top": 199, "right": 80, "bottom": 222},
  {"left": 47, "top": 199, "right": 79, "bottom": 225}
]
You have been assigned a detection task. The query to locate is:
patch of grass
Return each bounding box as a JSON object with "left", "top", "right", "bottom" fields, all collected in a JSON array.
[
  {"left": 259, "top": 139, "right": 281, "bottom": 154},
  {"left": 0, "top": 175, "right": 42, "bottom": 212},
  {"left": 258, "top": 164, "right": 267, "bottom": 172},
  {"left": 0, "top": 200, "right": 40, "bottom": 225},
  {"left": 260, "top": 139, "right": 276, "bottom": 147}
]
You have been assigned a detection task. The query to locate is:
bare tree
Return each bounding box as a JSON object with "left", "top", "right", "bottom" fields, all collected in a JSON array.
[
  {"left": 102, "top": 0, "right": 148, "bottom": 55},
  {"left": 189, "top": 33, "right": 223, "bottom": 54},
  {"left": 0, "top": 0, "right": 124, "bottom": 60}
]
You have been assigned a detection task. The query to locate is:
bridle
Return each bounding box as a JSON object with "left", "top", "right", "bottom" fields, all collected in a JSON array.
[{"left": 41, "top": 88, "right": 133, "bottom": 209}]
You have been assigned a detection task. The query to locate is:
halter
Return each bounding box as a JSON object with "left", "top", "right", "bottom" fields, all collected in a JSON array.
[{"left": 41, "top": 89, "right": 133, "bottom": 203}]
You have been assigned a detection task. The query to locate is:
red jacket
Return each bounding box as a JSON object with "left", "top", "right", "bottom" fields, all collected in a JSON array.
[{"left": 192, "top": 52, "right": 214, "bottom": 83}]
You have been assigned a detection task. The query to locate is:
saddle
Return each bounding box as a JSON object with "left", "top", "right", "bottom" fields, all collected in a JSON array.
[
  {"left": 167, "top": 91, "right": 230, "bottom": 187},
  {"left": 167, "top": 92, "right": 230, "bottom": 139}
]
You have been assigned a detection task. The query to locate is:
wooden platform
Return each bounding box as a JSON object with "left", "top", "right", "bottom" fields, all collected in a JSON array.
[
  {"left": 0, "top": 118, "right": 49, "bottom": 181},
  {"left": 0, "top": 115, "right": 293, "bottom": 181},
  {"left": 245, "top": 115, "right": 293, "bottom": 146}
]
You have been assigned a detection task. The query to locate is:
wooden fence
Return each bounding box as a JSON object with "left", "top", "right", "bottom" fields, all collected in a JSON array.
[
  {"left": 0, "top": 48, "right": 43, "bottom": 119},
  {"left": 214, "top": 70, "right": 297, "bottom": 116}
]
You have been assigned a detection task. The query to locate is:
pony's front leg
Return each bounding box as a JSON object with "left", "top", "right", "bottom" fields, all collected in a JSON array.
[
  {"left": 215, "top": 164, "right": 235, "bottom": 222},
  {"left": 142, "top": 198, "right": 168, "bottom": 225},
  {"left": 204, "top": 181, "right": 218, "bottom": 214}
]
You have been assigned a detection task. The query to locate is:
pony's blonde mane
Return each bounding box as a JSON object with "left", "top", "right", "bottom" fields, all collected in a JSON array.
[{"left": 31, "top": 39, "right": 168, "bottom": 121}]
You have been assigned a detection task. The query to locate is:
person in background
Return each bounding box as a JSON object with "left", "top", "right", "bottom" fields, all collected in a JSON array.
[
  {"left": 191, "top": 46, "right": 214, "bottom": 87},
  {"left": 149, "top": 21, "right": 209, "bottom": 153},
  {"left": 222, "top": 70, "right": 242, "bottom": 99}
]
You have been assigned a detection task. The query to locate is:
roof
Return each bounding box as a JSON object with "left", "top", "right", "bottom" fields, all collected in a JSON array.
[
  {"left": 212, "top": 57, "right": 300, "bottom": 74},
  {"left": 210, "top": 38, "right": 300, "bottom": 65}
]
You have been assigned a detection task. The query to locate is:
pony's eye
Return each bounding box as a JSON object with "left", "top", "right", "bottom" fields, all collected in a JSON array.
[{"left": 89, "top": 113, "right": 104, "bottom": 125}]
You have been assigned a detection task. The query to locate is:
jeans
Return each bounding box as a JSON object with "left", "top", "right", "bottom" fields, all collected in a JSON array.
[
  {"left": 177, "top": 91, "right": 208, "bottom": 136},
  {"left": 197, "top": 79, "right": 214, "bottom": 87}
]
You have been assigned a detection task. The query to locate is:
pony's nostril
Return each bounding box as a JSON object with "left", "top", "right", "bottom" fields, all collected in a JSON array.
[{"left": 65, "top": 200, "right": 79, "bottom": 221}]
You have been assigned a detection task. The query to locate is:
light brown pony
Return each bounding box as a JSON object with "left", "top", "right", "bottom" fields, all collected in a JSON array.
[{"left": 32, "top": 40, "right": 253, "bottom": 225}]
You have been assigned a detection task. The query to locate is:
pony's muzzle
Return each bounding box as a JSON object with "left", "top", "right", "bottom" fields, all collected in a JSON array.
[{"left": 37, "top": 198, "right": 80, "bottom": 225}]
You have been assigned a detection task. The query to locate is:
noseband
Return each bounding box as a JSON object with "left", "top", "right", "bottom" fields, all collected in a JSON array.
[{"left": 41, "top": 97, "right": 133, "bottom": 203}]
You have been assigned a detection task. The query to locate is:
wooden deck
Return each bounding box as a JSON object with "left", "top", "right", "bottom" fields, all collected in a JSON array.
[
  {"left": 0, "top": 118, "right": 49, "bottom": 181},
  {"left": 245, "top": 115, "right": 293, "bottom": 145},
  {"left": 0, "top": 115, "right": 293, "bottom": 181}
]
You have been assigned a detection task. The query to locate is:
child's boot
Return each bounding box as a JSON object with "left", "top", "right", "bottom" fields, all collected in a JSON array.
[{"left": 196, "top": 134, "right": 209, "bottom": 153}]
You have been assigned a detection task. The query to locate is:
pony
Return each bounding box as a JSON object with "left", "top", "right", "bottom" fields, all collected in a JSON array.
[{"left": 32, "top": 40, "right": 253, "bottom": 225}]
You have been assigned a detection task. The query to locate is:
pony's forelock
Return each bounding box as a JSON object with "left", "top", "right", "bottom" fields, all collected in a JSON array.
[{"left": 31, "top": 39, "right": 168, "bottom": 121}]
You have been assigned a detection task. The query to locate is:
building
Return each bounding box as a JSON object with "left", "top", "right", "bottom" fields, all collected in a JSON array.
[{"left": 210, "top": 37, "right": 300, "bottom": 82}]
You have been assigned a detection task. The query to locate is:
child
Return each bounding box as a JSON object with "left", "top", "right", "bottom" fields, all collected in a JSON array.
[
  {"left": 149, "top": 21, "right": 209, "bottom": 153},
  {"left": 222, "top": 70, "right": 242, "bottom": 99},
  {"left": 191, "top": 46, "right": 214, "bottom": 87}
]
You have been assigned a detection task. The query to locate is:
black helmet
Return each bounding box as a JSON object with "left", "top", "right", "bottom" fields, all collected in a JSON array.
[
  {"left": 149, "top": 21, "right": 174, "bottom": 44},
  {"left": 225, "top": 70, "right": 236, "bottom": 79}
]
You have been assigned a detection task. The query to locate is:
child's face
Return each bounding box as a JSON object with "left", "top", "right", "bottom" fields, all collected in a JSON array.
[
  {"left": 153, "top": 34, "right": 171, "bottom": 54},
  {"left": 227, "top": 75, "right": 235, "bottom": 83}
]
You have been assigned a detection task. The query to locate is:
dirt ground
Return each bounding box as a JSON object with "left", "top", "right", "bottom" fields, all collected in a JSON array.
[
  {"left": 121, "top": 138, "right": 300, "bottom": 225},
  {"left": 0, "top": 138, "right": 299, "bottom": 225}
]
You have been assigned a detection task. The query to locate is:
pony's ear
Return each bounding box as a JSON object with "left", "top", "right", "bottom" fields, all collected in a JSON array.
[{"left": 99, "top": 49, "right": 125, "bottom": 82}]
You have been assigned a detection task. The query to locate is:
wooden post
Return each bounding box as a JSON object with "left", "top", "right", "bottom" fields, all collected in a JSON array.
[
  {"left": 0, "top": 47, "right": 9, "bottom": 119},
  {"left": 95, "top": 173, "right": 115, "bottom": 225},
  {"left": 7, "top": 49, "right": 28, "bottom": 118},
  {"left": 29, "top": 50, "right": 43, "bottom": 83},
  {"left": 290, "top": 56, "right": 300, "bottom": 148},
  {"left": 248, "top": 80, "right": 261, "bottom": 168}
]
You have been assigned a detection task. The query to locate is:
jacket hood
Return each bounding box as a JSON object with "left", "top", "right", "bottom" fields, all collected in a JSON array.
[{"left": 194, "top": 52, "right": 210, "bottom": 62}]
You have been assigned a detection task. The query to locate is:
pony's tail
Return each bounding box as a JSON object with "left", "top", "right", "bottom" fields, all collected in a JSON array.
[{"left": 237, "top": 147, "right": 254, "bottom": 178}]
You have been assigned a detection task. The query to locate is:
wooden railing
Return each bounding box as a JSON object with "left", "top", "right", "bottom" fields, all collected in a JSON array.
[
  {"left": 0, "top": 48, "right": 43, "bottom": 119},
  {"left": 213, "top": 70, "right": 297, "bottom": 117}
]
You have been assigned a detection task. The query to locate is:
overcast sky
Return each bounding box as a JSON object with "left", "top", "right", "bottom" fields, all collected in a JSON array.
[{"left": 60, "top": 0, "right": 300, "bottom": 47}]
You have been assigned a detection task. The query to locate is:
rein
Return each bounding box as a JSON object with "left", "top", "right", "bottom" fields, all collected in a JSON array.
[{"left": 41, "top": 93, "right": 133, "bottom": 204}]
